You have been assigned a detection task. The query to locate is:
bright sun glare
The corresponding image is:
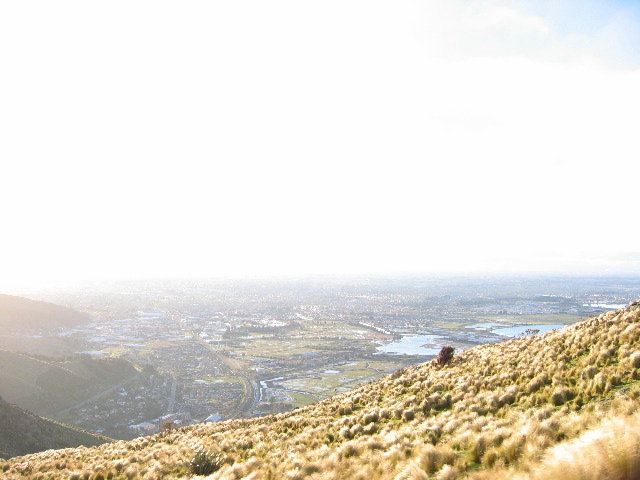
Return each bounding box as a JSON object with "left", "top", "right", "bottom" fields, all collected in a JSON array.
[{"left": 1, "top": 0, "right": 640, "bottom": 289}]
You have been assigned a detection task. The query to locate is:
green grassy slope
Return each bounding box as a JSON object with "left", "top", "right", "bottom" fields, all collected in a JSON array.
[
  {"left": 0, "top": 350, "right": 84, "bottom": 404},
  {"left": 0, "top": 352, "right": 138, "bottom": 416},
  {"left": 0, "top": 396, "right": 111, "bottom": 460},
  {"left": 3, "top": 302, "right": 640, "bottom": 479}
]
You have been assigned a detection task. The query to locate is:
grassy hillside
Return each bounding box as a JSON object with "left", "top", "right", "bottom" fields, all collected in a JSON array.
[
  {"left": 0, "top": 294, "right": 89, "bottom": 333},
  {"left": 3, "top": 302, "right": 640, "bottom": 479},
  {"left": 0, "top": 351, "right": 138, "bottom": 416},
  {"left": 0, "top": 396, "right": 111, "bottom": 460}
]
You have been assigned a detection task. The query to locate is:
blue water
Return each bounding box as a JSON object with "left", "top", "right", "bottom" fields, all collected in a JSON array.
[
  {"left": 492, "top": 324, "right": 565, "bottom": 337},
  {"left": 376, "top": 334, "right": 445, "bottom": 356}
]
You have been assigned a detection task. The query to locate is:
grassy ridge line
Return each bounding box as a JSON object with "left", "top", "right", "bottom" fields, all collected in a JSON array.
[
  {"left": 3, "top": 302, "right": 640, "bottom": 479},
  {"left": 0, "top": 397, "right": 111, "bottom": 460},
  {"left": 0, "top": 352, "right": 139, "bottom": 416},
  {"left": 0, "top": 350, "right": 79, "bottom": 376}
]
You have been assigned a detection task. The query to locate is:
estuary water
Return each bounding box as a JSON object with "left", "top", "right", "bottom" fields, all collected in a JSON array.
[
  {"left": 376, "top": 334, "right": 446, "bottom": 356},
  {"left": 492, "top": 324, "right": 566, "bottom": 337}
]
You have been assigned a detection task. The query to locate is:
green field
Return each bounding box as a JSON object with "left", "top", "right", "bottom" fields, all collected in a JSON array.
[{"left": 276, "top": 360, "right": 402, "bottom": 396}]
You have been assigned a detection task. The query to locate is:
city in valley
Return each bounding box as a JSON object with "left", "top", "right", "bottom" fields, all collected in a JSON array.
[{"left": 2, "top": 275, "right": 639, "bottom": 440}]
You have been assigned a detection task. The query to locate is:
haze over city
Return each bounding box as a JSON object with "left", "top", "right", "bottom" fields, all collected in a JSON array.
[{"left": 2, "top": 0, "right": 640, "bottom": 291}]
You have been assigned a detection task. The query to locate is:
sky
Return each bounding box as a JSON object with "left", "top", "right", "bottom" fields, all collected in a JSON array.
[{"left": 1, "top": 0, "right": 640, "bottom": 289}]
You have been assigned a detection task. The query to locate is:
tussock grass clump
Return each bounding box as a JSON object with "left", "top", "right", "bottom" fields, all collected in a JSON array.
[
  {"left": 514, "top": 412, "right": 640, "bottom": 480},
  {"left": 189, "top": 449, "right": 225, "bottom": 476}
]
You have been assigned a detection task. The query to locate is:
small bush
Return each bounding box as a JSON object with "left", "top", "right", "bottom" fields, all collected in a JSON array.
[
  {"left": 550, "top": 390, "right": 565, "bottom": 406},
  {"left": 189, "top": 450, "right": 224, "bottom": 476},
  {"left": 438, "top": 347, "right": 455, "bottom": 366}
]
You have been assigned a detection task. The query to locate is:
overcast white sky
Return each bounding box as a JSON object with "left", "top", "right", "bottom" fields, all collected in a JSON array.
[{"left": 1, "top": 0, "right": 640, "bottom": 288}]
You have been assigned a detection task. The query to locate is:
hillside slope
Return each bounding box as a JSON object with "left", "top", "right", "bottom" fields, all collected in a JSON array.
[
  {"left": 0, "top": 294, "right": 89, "bottom": 333},
  {"left": 0, "top": 351, "right": 138, "bottom": 416},
  {"left": 3, "top": 302, "right": 640, "bottom": 479},
  {"left": 0, "top": 396, "right": 111, "bottom": 460}
]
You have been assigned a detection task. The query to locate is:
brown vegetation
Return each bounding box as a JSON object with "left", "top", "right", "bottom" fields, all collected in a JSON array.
[
  {"left": 438, "top": 346, "right": 455, "bottom": 366},
  {"left": 3, "top": 302, "right": 640, "bottom": 479}
]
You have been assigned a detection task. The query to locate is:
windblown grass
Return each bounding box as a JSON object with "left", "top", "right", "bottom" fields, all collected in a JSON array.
[{"left": 3, "top": 302, "right": 640, "bottom": 479}]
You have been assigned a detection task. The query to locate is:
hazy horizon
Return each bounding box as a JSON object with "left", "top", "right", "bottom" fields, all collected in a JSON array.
[
  {"left": 3, "top": 270, "right": 640, "bottom": 298},
  {"left": 2, "top": 1, "right": 639, "bottom": 290}
]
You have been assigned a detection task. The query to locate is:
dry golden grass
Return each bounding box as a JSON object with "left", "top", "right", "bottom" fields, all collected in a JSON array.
[
  {"left": 3, "top": 302, "right": 640, "bottom": 479},
  {"left": 525, "top": 412, "right": 640, "bottom": 480}
]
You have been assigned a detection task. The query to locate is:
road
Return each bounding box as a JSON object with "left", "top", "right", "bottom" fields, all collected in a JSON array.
[
  {"left": 52, "top": 371, "right": 140, "bottom": 417},
  {"left": 166, "top": 312, "right": 258, "bottom": 419},
  {"left": 219, "top": 355, "right": 257, "bottom": 417},
  {"left": 167, "top": 376, "right": 177, "bottom": 414}
]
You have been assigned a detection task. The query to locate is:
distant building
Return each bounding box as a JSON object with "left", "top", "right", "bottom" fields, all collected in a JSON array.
[{"left": 129, "top": 422, "right": 156, "bottom": 433}]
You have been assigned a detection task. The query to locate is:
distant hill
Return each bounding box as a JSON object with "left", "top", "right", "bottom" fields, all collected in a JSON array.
[
  {"left": 3, "top": 302, "right": 640, "bottom": 479},
  {"left": 0, "top": 295, "right": 139, "bottom": 417},
  {"left": 0, "top": 294, "right": 89, "bottom": 332},
  {"left": 0, "top": 351, "right": 138, "bottom": 416},
  {"left": 0, "top": 396, "right": 110, "bottom": 459}
]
